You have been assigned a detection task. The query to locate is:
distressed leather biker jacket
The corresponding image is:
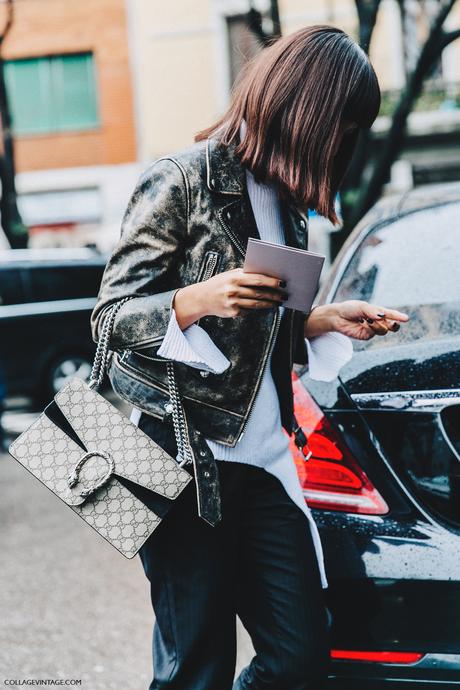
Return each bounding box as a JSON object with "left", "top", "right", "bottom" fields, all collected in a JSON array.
[{"left": 90, "top": 129, "right": 310, "bottom": 526}]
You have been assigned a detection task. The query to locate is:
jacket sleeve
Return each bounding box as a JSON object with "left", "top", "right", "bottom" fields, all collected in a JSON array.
[{"left": 90, "top": 157, "right": 188, "bottom": 352}]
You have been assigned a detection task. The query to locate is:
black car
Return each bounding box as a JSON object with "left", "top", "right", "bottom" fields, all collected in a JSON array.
[
  {"left": 0, "top": 248, "right": 108, "bottom": 407},
  {"left": 290, "top": 182, "right": 460, "bottom": 689}
]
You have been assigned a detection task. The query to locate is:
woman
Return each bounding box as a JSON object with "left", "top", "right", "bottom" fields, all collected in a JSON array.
[{"left": 91, "top": 25, "right": 409, "bottom": 690}]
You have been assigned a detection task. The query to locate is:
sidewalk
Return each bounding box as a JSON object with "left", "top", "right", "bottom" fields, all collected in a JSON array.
[{"left": 0, "top": 409, "right": 253, "bottom": 688}]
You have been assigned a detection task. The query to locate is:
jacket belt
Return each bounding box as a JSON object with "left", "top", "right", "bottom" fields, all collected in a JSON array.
[{"left": 180, "top": 403, "right": 222, "bottom": 526}]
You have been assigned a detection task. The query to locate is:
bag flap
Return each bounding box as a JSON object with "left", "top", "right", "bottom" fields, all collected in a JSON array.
[
  {"left": 9, "top": 376, "right": 191, "bottom": 509},
  {"left": 52, "top": 377, "right": 191, "bottom": 500},
  {"left": 8, "top": 411, "right": 108, "bottom": 506}
]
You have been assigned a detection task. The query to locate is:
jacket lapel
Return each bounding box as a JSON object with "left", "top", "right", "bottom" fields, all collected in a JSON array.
[
  {"left": 280, "top": 199, "right": 309, "bottom": 251},
  {"left": 206, "top": 132, "right": 309, "bottom": 257}
]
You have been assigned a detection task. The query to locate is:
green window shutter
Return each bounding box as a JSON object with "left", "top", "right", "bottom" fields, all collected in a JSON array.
[
  {"left": 52, "top": 53, "right": 99, "bottom": 131},
  {"left": 5, "top": 52, "right": 99, "bottom": 136},
  {"left": 5, "top": 58, "right": 54, "bottom": 134}
]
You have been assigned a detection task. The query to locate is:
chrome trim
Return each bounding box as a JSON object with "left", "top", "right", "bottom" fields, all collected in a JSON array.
[
  {"left": 351, "top": 389, "right": 460, "bottom": 409},
  {"left": 0, "top": 297, "right": 97, "bottom": 318},
  {"left": 0, "top": 248, "right": 107, "bottom": 263}
]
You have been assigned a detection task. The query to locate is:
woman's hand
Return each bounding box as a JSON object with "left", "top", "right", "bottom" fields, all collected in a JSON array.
[
  {"left": 304, "top": 300, "right": 410, "bottom": 340},
  {"left": 173, "top": 268, "right": 288, "bottom": 330}
]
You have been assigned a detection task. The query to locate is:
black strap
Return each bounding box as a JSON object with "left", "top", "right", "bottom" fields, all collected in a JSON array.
[{"left": 292, "top": 412, "right": 312, "bottom": 461}]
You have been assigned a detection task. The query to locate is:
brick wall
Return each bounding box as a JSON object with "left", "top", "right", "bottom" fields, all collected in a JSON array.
[{"left": 2, "top": 0, "right": 137, "bottom": 172}]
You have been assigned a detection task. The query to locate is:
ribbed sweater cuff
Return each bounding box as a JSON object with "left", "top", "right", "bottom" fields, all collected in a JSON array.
[
  {"left": 305, "top": 332, "right": 353, "bottom": 382},
  {"left": 156, "top": 307, "right": 231, "bottom": 374}
]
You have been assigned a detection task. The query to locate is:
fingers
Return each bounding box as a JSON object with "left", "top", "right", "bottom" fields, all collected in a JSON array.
[
  {"left": 363, "top": 304, "right": 410, "bottom": 323},
  {"left": 360, "top": 304, "right": 410, "bottom": 335},
  {"left": 380, "top": 308, "right": 410, "bottom": 322},
  {"left": 357, "top": 317, "right": 387, "bottom": 336},
  {"left": 235, "top": 268, "right": 285, "bottom": 291},
  {"left": 362, "top": 317, "right": 400, "bottom": 336},
  {"left": 236, "top": 298, "right": 282, "bottom": 311},
  {"left": 236, "top": 285, "right": 288, "bottom": 304},
  {"left": 230, "top": 270, "right": 288, "bottom": 308}
]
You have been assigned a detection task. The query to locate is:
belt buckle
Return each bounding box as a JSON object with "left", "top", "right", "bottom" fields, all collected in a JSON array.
[{"left": 293, "top": 424, "right": 312, "bottom": 462}]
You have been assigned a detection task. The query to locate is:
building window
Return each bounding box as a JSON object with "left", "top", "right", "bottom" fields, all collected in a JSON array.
[
  {"left": 226, "top": 14, "right": 262, "bottom": 87},
  {"left": 5, "top": 52, "right": 99, "bottom": 136}
]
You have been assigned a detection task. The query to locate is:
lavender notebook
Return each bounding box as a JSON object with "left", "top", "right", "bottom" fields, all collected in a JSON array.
[{"left": 243, "top": 237, "right": 325, "bottom": 313}]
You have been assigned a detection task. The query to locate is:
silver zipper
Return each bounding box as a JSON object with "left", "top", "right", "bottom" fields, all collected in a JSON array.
[
  {"left": 131, "top": 349, "right": 173, "bottom": 363},
  {"left": 127, "top": 335, "right": 164, "bottom": 350},
  {"left": 115, "top": 351, "right": 170, "bottom": 393},
  {"left": 217, "top": 206, "right": 246, "bottom": 256},
  {"left": 237, "top": 306, "right": 282, "bottom": 441},
  {"left": 202, "top": 252, "right": 219, "bottom": 281},
  {"left": 196, "top": 252, "right": 220, "bottom": 328}
]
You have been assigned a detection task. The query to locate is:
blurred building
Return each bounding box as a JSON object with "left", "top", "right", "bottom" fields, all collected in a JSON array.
[
  {"left": 125, "top": 0, "right": 460, "bottom": 257},
  {"left": 0, "top": 0, "right": 138, "bottom": 250},
  {"left": 1, "top": 0, "right": 459, "bottom": 250}
]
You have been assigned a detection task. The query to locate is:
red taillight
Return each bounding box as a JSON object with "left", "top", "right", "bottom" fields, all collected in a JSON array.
[
  {"left": 331, "top": 649, "right": 424, "bottom": 664},
  {"left": 289, "top": 373, "right": 389, "bottom": 514}
]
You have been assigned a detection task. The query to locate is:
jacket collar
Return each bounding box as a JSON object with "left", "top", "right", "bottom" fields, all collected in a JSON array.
[
  {"left": 205, "top": 131, "right": 245, "bottom": 196},
  {"left": 205, "top": 128, "right": 309, "bottom": 252}
]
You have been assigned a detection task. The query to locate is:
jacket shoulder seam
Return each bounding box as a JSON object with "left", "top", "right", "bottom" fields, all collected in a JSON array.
[{"left": 153, "top": 155, "right": 191, "bottom": 235}]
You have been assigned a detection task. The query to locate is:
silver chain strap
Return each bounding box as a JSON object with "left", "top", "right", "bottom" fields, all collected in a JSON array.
[
  {"left": 89, "top": 296, "right": 135, "bottom": 390},
  {"left": 88, "top": 296, "right": 192, "bottom": 466},
  {"left": 166, "top": 360, "right": 193, "bottom": 466}
]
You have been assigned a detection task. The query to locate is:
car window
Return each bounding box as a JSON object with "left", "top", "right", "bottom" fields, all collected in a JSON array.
[
  {"left": 332, "top": 201, "right": 460, "bottom": 350},
  {"left": 0, "top": 268, "right": 26, "bottom": 305},
  {"left": 23, "top": 264, "right": 104, "bottom": 302}
]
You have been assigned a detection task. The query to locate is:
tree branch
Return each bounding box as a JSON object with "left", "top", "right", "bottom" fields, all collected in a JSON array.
[
  {"left": 245, "top": 0, "right": 282, "bottom": 46},
  {"left": 348, "top": 0, "right": 460, "bottom": 229},
  {"left": 440, "top": 27, "right": 460, "bottom": 50},
  {"left": 270, "top": 0, "right": 281, "bottom": 39},
  {"left": 430, "top": 0, "right": 457, "bottom": 33},
  {"left": 246, "top": 8, "right": 268, "bottom": 46},
  {"left": 355, "top": 0, "right": 381, "bottom": 53}
]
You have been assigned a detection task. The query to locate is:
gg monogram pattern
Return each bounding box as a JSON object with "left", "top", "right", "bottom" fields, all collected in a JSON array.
[{"left": 8, "top": 376, "right": 192, "bottom": 558}]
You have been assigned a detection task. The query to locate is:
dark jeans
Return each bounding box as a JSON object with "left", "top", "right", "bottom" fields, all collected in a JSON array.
[{"left": 137, "top": 412, "right": 331, "bottom": 690}]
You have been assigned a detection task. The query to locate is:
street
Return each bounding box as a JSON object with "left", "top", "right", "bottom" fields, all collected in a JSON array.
[{"left": 0, "top": 404, "right": 253, "bottom": 688}]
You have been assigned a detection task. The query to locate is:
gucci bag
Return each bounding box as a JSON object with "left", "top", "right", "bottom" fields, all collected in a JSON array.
[{"left": 8, "top": 296, "right": 193, "bottom": 558}]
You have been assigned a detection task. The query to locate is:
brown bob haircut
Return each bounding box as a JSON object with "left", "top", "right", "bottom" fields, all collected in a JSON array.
[{"left": 195, "top": 25, "right": 380, "bottom": 225}]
